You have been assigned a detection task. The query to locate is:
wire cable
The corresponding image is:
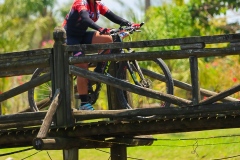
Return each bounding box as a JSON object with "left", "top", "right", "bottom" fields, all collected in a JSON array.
[{"left": 0, "top": 147, "right": 33, "bottom": 157}]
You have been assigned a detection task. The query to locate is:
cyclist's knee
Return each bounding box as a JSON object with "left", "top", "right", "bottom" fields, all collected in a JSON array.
[
  {"left": 102, "top": 35, "right": 113, "bottom": 43},
  {"left": 92, "top": 31, "right": 113, "bottom": 43}
]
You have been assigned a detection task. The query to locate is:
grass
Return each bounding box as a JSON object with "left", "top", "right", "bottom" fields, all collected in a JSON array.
[{"left": 1, "top": 128, "right": 240, "bottom": 160}]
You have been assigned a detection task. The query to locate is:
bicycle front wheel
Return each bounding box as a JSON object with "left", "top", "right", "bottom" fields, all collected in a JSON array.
[{"left": 116, "top": 58, "right": 174, "bottom": 109}]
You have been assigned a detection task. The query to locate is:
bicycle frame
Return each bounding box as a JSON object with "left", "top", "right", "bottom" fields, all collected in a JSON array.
[{"left": 97, "top": 30, "right": 147, "bottom": 88}]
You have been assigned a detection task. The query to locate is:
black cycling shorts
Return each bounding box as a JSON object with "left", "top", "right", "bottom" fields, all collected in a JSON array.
[{"left": 67, "top": 31, "right": 95, "bottom": 56}]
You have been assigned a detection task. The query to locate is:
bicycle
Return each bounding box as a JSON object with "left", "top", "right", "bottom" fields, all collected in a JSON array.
[{"left": 28, "top": 22, "right": 174, "bottom": 112}]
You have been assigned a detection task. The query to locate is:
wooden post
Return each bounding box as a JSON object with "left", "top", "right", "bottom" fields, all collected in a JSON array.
[
  {"left": 53, "top": 26, "right": 74, "bottom": 126},
  {"left": 110, "top": 145, "right": 127, "bottom": 160},
  {"left": 181, "top": 43, "right": 203, "bottom": 105},
  {"left": 106, "top": 50, "right": 127, "bottom": 160},
  {"left": 53, "top": 27, "right": 76, "bottom": 160},
  {"left": 189, "top": 56, "right": 200, "bottom": 105}
]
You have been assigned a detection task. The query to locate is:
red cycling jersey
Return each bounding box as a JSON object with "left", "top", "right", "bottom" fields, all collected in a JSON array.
[{"left": 63, "top": 0, "right": 109, "bottom": 36}]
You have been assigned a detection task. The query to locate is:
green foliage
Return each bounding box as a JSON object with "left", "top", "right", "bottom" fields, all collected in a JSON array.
[
  {"left": 131, "top": 2, "right": 239, "bottom": 100},
  {"left": 0, "top": 0, "right": 56, "bottom": 114},
  {"left": 188, "top": 0, "right": 240, "bottom": 33},
  {"left": 0, "top": 0, "right": 56, "bottom": 53}
]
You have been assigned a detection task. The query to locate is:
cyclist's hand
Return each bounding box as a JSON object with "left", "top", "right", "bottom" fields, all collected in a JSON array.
[
  {"left": 131, "top": 23, "right": 141, "bottom": 29},
  {"left": 98, "top": 28, "right": 111, "bottom": 35}
]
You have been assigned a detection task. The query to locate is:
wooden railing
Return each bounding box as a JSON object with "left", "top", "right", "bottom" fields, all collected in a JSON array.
[
  {"left": 0, "top": 27, "right": 240, "bottom": 160},
  {"left": 0, "top": 27, "right": 240, "bottom": 127}
]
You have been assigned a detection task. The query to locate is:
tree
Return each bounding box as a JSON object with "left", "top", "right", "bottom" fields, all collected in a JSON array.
[
  {"left": 0, "top": 0, "right": 57, "bottom": 114},
  {"left": 0, "top": 0, "right": 56, "bottom": 53},
  {"left": 145, "top": 0, "right": 151, "bottom": 12},
  {"left": 134, "top": 1, "right": 240, "bottom": 100},
  {"left": 189, "top": 0, "right": 240, "bottom": 33}
]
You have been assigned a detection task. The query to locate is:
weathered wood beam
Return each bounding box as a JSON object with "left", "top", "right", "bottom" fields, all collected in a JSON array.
[
  {"left": 0, "top": 73, "right": 50, "bottom": 102},
  {"left": 199, "top": 84, "right": 240, "bottom": 105},
  {"left": 2, "top": 112, "right": 240, "bottom": 148},
  {"left": 36, "top": 89, "right": 61, "bottom": 139},
  {"left": 1, "top": 102, "right": 240, "bottom": 148},
  {"left": 0, "top": 120, "right": 42, "bottom": 130},
  {"left": 189, "top": 56, "right": 200, "bottom": 105},
  {"left": 69, "top": 65, "right": 191, "bottom": 106},
  {"left": 69, "top": 114, "right": 240, "bottom": 137},
  {"left": 180, "top": 42, "right": 205, "bottom": 50},
  {"left": 0, "top": 69, "right": 36, "bottom": 77},
  {"left": 0, "top": 112, "right": 46, "bottom": 124},
  {"left": 0, "top": 58, "right": 49, "bottom": 72},
  {"left": 0, "top": 48, "right": 51, "bottom": 59},
  {"left": 69, "top": 47, "right": 240, "bottom": 64},
  {"left": 1, "top": 101, "right": 239, "bottom": 126},
  {"left": 0, "top": 55, "right": 50, "bottom": 64},
  {"left": 66, "top": 33, "right": 240, "bottom": 51},
  {"left": 73, "top": 101, "right": 240, "bottom": 120},
  {"left": 32, "top": 135, "right": 153, "bottom": 150},
  {"left": 140, "top": 68, "right": 239, "bottom": 102}
]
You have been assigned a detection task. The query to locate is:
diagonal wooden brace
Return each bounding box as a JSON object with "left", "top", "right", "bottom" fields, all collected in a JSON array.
[{"left": 36, "top": 88, "right": 61, "bottom": 139}]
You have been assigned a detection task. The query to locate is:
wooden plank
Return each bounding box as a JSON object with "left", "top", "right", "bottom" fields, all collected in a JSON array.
[
  {"left": 0, "top": 48, "right": 51, "bottom": 59},
  {"left": 37, "top": 89, "right": 61, "bottom": 139},
  {"left": 73, "top": 101, "right": 240, "bottom": 120},
  {"left": 140, "top": 68, "right": 238, "bottom": 102},
  {"left": 199, "top": 84, "right": 240, "bottom": 105},
  {"left": 0, "top": 55, "right": 50, "bottom": 64},
  {"left": 69, "top": 47, "right": 240, "bottom": 64},
  {"left": 69, "top": 114, "right": 240, "bottom": 137},
  {"left": 0, "top": 120, "right": 42, "bottom": 130},
  {"left": 0, "top": 112, "right": 46, "bottom": 124},
  {"left": 0, "top": 58, "right": 49, "bottom": 72},
  {"left": 66, "top": 33, "right": 240, "bottom": 51},
  {"left": 180, "top": 42, "right": 205, "bottom": 50},
  {"left": 33, "top": 136, "right": 153, "bottom": 150},
  {"left": 69, "top": 65, "right": 191, "bottom": 106},
  {"left": 1, "top": 106, "right": 240, "bottom": 148},
  {"left": 0, "top": 69, "right": 36, "bottom": 77},
  {"left": 0, "top": 73, "right": 50, "bottom": 102},
  {"left": 1, "top": 101, "right": 239, "bottom": 125}
]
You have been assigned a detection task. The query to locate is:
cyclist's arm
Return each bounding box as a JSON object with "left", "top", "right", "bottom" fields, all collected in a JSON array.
[
  {"left": 104, "top": 10, "right": 131, "bottom": 26},
  {"left": 79, "top": 10, "right": 102, "bottom": 31}
]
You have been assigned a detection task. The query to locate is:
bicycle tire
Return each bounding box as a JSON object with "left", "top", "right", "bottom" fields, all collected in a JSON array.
[
  {"left": 28, "top": 68, "right": 52, "bottom": 112},
  {"left": 28, "top": 68, "right": 102, "bottom": 112},
  {"left": 116, "top": 58, "right": 174, "bottom": 109}
]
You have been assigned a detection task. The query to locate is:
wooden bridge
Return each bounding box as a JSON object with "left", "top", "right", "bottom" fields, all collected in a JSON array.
[{"left": 0, "top": 27, "right": 240, "bottom": 160}]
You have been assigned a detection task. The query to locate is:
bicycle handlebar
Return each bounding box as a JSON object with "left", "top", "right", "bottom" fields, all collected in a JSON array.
[{"left": 110, "top": 22, "right": 144, "bottom": 35}]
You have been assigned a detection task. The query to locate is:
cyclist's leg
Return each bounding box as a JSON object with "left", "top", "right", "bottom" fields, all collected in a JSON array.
[
  {"left": 92, "top": 31, "right": 113, "bottom": 53},
  {"left": 77, "top": 31, "right": 113, "bottom": 109},
  {"left": 67, "top": 35, "right": 92, "bottom": 109},
  {"left": 91, "top": 31, "right": 113, "bottom": 72}
]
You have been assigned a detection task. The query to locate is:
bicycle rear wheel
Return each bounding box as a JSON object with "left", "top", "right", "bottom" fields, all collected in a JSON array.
[
  {"left": 116, "top": 58, "right": 174, "bottom": 109},
  {"left": 28, "top": 68, "right": 102, "bottom": 112},
  {"left": 28, "top": 68, "right": 52, "bottom": 112}
]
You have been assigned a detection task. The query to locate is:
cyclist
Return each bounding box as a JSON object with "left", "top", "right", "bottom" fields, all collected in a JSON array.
[{"left": 62, "top": 0, "right": 141, "bottom": 110}]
